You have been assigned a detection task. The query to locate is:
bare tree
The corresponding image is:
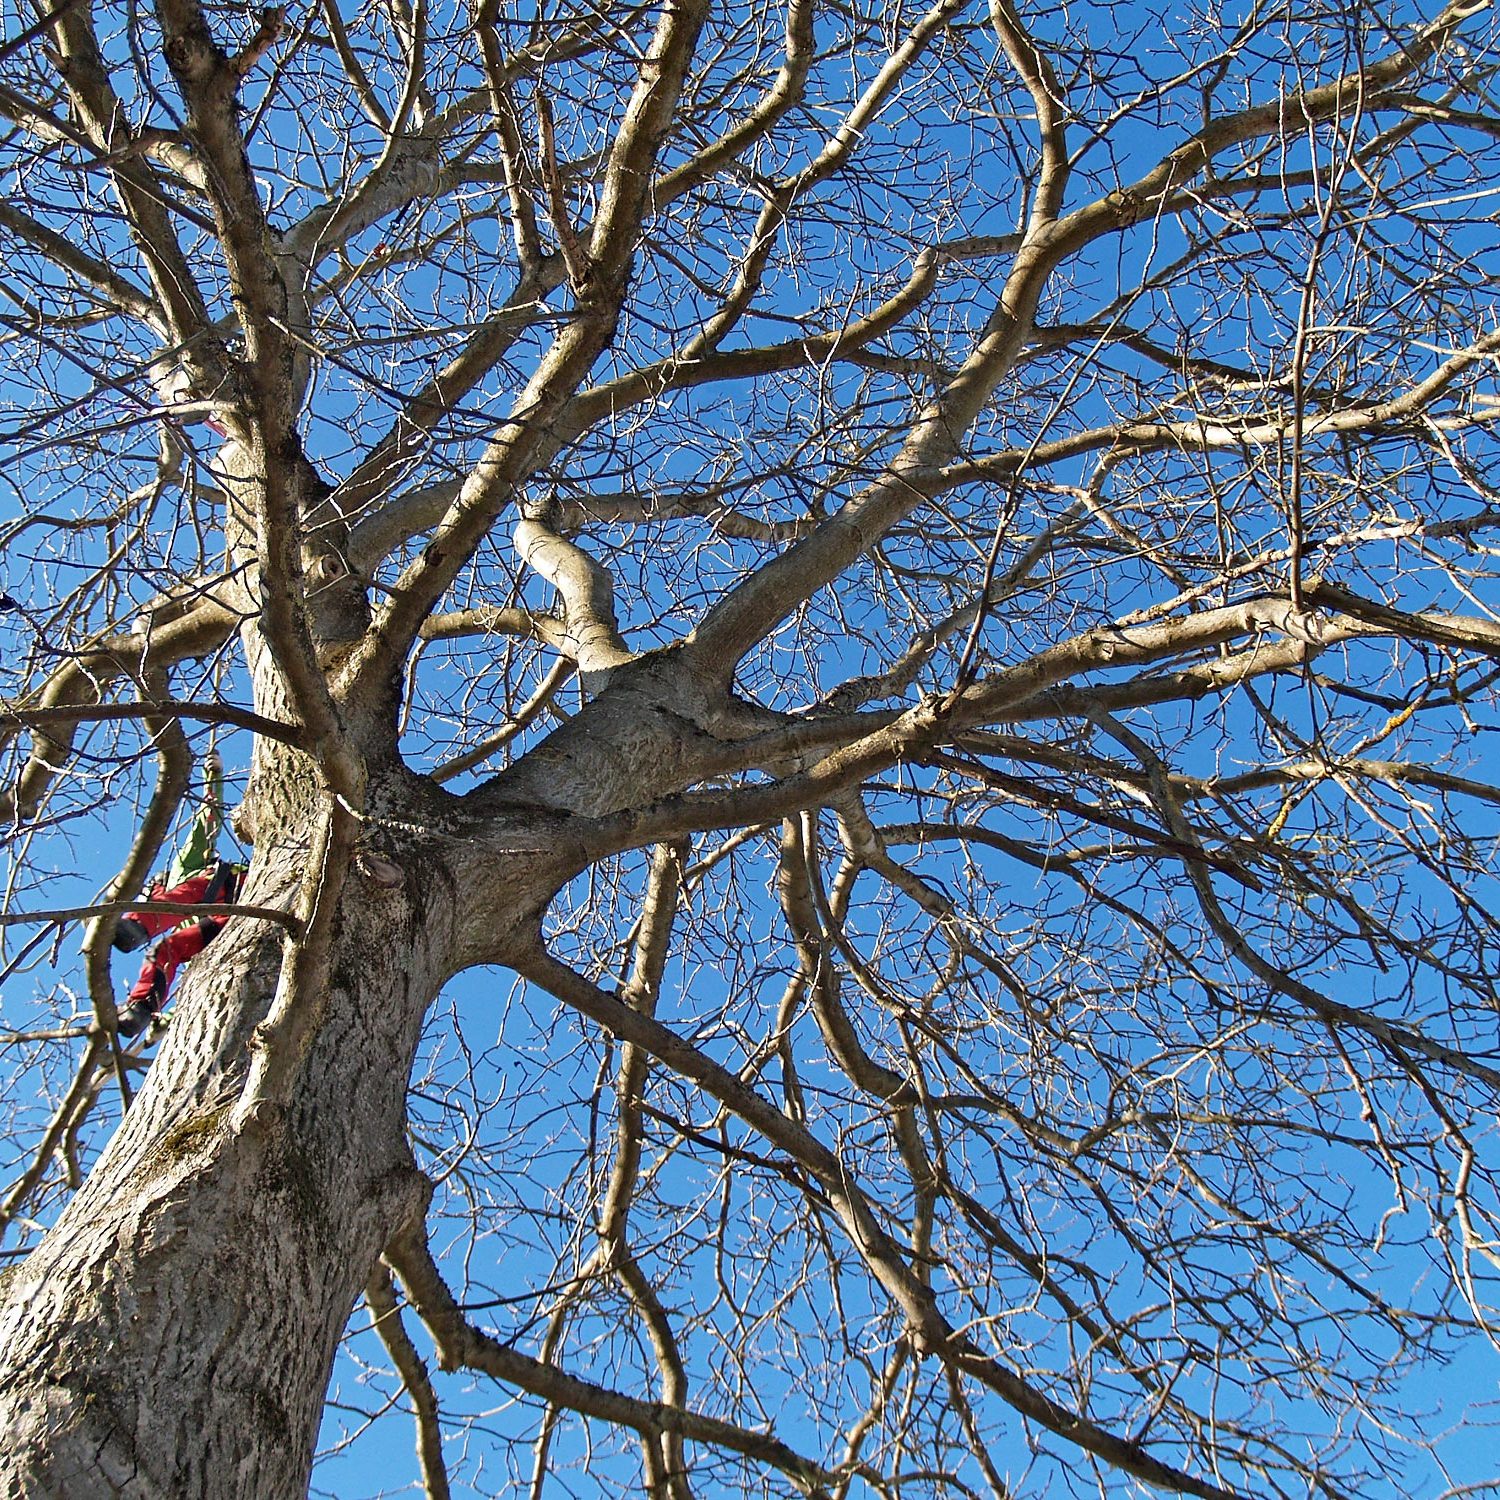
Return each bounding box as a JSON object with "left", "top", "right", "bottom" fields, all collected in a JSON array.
[{"left": 2, "top": 0, "right": 1499, "bottom": 1494}]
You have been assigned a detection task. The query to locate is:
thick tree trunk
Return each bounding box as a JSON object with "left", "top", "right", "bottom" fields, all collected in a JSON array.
[
  {"left": 0, "top": 828, "right": 499, "bottom": 1498},
  {"left": 0, "top": 628, "right": 692, "bottom": 1495}
]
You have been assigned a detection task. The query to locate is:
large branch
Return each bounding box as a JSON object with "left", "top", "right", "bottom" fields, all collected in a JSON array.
[
  {"left": 349, "top": 0, "right": 712, "bottom": 690},
  {"left": 511, "top": 516, "right": 634, "bottom": 684},
  {"left": 517, "top": 945, "right": 1251, "bottom": 1500},
  {"left": 683, "top": 0, "right": 1489, "bottom": 674},
  {"left": 0, "top": 595, "right": 240, "bottom": 826},
  {"left": 44, "top": 0, "right": 220, "bottom": 356},
  {"left": 155, "top": 0, "right": 350, "bottom": 770},
  {"left": 589, "top": 596, "right": 1346, "bottom": 842},
  {"left": 386, "top": 1223, "right": 844, "bottom": 1496}
]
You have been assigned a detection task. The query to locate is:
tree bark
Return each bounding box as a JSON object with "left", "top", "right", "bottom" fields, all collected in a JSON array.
[
  {"left": 0, "top": 592, "right": 723, "bottom": 1497},
  {"left": 0, "top": 793, "right": 543, "bottom": 1498}
]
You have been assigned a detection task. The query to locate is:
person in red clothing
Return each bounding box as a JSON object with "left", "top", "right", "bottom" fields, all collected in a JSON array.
[{"left": 112, "top": 751, "right": 244, "bottom": 1039}]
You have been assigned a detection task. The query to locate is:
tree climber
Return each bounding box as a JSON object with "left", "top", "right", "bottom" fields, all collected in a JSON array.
[{"left": 112, "top": 750, "right": 244, "bottom": 1039}]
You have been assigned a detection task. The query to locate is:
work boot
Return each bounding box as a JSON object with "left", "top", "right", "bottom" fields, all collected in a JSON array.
[
  {"left": 112, "top": 917, "right": 149, "bottom": 953},
  {"left": 116, "top": 1000, "right": 157, "bottom": 1039}
]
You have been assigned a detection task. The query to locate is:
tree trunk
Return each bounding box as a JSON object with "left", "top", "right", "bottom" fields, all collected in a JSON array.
[
  {"left": 0, "top": 828, "right": 491, "bottom": 1498},
  {"left": 0, "top": 615, "right": 700, "bottom": 1496}
]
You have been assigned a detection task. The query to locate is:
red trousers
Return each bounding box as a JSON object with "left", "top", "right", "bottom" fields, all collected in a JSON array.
[
  {"left": 125, "top": 874, "right": 227, "bottom": 1008},
  {"left": 125, "top": 872, "right": 213, "bottom": 940}
]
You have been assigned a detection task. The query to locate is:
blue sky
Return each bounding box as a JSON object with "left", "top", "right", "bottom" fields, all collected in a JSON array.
[{"left": 6, "top": 0, "right": 1500, "bottom": 1493}]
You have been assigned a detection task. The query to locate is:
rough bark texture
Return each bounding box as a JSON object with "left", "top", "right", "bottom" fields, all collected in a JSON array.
[
  {"left": 0, "top": 624, "right": 715, "bottom": 1495},
  {"left": 4, "top": 0, "right": 1500, "bottom": 1494},
  {"left": 1, "top": 847, "right": 389, "bottom": 1488}
]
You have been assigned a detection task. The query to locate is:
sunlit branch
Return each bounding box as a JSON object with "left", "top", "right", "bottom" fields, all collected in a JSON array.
[
  {"left": 386, "top": 1224, "right": 846, "bottom": 1496},
  {"left": 0, "top": 597, "right": 240, "bottom": 826},
  {"left": 1, "top": 899, "right": 304, "bottom": 937},
  {"left": 518, "top": 944, "right": 1254, "bottom": 1500},
  {"left": 365, "top": 1263, "right": 453, "bottom": 1500},
  {"left": 354, "top": 0, "right": 713, "bottom": 684}
]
